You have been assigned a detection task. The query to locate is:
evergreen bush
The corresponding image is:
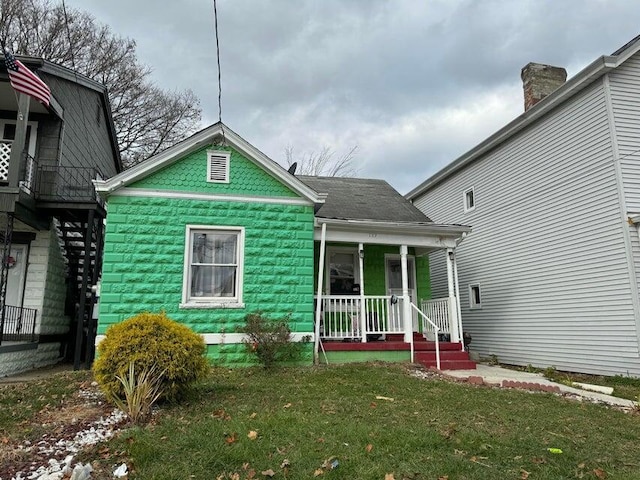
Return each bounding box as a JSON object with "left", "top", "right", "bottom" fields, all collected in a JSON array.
[{"left": 93, "top": 312, "right": 209, "bottom": 400}]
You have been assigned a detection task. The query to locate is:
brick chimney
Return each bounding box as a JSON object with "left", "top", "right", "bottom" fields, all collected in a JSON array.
[{"left": 521, "top": 62, "right": 567, "bottom": 111}]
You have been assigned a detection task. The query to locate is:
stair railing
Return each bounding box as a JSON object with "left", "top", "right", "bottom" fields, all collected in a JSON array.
[{"left": 410, "top": 302, "right": 440, "bottom": 370}]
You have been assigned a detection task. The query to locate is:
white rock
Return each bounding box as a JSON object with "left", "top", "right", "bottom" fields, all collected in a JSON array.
[{"left": 113, "top": 463, "right": 128, "bottom": 478}]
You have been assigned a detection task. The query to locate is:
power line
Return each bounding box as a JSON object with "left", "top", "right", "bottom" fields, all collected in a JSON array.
[{"left": 212, "top": 0, "right": 225, "bottom": 144}]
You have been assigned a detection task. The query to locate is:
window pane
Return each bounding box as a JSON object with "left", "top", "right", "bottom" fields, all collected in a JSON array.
[
  {"left": 191, "top": 265, "right": 236, "bottom": 297},
  {"left": 386, "top": 258, "right": 415, "bottom": 289},
  {"left": 192, "top": 232, "right": 237, "bottom": 264}
]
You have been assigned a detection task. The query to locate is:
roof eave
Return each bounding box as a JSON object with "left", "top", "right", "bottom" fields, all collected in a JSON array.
[{"left": 314, "top": 217, "right": 471, "bottom": 237}]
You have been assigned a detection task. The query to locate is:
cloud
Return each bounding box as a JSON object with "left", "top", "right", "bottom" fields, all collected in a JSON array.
[{"left": 66, "top": 0, "right": 640, "bottom": 193}]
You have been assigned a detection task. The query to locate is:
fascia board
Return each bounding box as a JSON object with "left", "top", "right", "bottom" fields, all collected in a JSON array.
[{"left": 315, "top": 217, "right": 471, "bottom": 237}]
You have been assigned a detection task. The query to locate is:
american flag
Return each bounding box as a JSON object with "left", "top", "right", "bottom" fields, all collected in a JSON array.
[{"left": 4, "top": 50, "right": 51, "bottom": 107}]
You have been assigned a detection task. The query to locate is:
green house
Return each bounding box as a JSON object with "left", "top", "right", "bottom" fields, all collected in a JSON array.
[{"left": 95, "top": 123, "right": 473, "bottom": 369}]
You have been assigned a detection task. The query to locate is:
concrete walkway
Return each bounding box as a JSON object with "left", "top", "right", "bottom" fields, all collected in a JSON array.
[
  {"left": 442, "top": 364, "right": 637, "bottom": 408},
  {"left": 0, "top": 362, "right": 75, "bottom": 384}
]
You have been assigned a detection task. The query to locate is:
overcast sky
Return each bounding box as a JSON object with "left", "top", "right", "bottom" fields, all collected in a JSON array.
[{"left": 66, "top": 0, "right": 640, "bottom": 193}]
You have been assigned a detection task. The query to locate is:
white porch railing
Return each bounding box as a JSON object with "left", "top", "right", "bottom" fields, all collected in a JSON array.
[
  {"left": 419, "top": 297, "right": 452, "bottom": 340},
  {"left": 317, "top": 295, "right": 405, "bottom": 340},
  {"left": 410, "top": 302, "right": 440, "bottom": 370}
]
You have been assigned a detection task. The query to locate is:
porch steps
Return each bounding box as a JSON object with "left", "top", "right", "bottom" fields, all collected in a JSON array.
[
  {"left": 414, "top": 350, "right": 477, "bottom": 370},
  {"left": 321, "top": 336, "right": 477, "bottom": 370}
]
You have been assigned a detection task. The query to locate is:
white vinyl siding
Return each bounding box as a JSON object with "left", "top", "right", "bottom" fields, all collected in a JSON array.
[
  {"left": 207, "top": 150, "right": 230, "bottom": 183},
  {"left": 413, "top": 76, "right": 640, "bottom": 377},
  {"left": 608, "top": 55, "right": 640, "bottom": 213}
]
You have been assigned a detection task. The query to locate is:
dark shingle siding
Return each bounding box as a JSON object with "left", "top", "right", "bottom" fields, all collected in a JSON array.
[{"left": 298, "top": 176, "right": 432, "bottom": 223}]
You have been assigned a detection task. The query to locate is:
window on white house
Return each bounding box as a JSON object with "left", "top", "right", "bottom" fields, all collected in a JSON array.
[
  {"left": 469, "top": 284, "right": 482, "bottom": 309},
  {"left": 463, "top": 187, "right": 475, "bottom": 212},
  {"left": 207, "top": 150, "right": 230, "bottom": 183},
  {"left": 183, "top": 226, "right": 244, "bottom": 306}
]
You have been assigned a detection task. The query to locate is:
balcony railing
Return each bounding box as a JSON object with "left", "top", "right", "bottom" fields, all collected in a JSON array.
[
  {"left": 35, "top": 165, "right": 104, "bottom": 204},
  {"left": 0, "top": 304, "right": 38, "bottom": 344},
  {"left": 0, "top": 142, "right": 38, "bottom": 192}
]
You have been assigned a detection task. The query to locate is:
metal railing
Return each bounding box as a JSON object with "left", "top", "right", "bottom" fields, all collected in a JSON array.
[
  {"left": 420, "top": 297, "right": 452, "bottom": 340},
  {"left": 410, "top": 302, "right": 440, "bottom": 370},
  {"left": 0, "top": 304, "right": 38, "bottom": 344},
  {"left": 0, "top": 143, "right": 39, "bottom": 192},
  {"left": 35, "top": 165, "right": 103, "bottom": 203},
  {"left": 317, "top": 295, "right": 405, "bottom": 340}
]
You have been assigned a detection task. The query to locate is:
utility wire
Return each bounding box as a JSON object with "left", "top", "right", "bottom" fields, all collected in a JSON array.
[{"left": 213, "top": 0, "right": 225, "bottom": 144}]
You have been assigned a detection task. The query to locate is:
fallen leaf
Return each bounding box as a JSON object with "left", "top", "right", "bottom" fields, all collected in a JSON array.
[
  {"left": 283, "top": 403, "right": 292, "bottom": 408},
  {"left": 249, "top": 412, "right": 257, "bottom": 419},
  {"left": 225, "top": 433, "right": 238, "bottom": 444},
  {"left": 376, "top": 395, "right": 394, "bottom": 401},
  {"left": 248, "top": 430, "right": 258, "bottom": 440},
  {"left": 577, "top": 463, "right": 585, "bottom": 469},
  {"left": 242, "top": 463, "right": 250, "bottom": 471},
  {"left": 593, "top": 468, "right": 607, "bottom": 479},
  {"left": 365, "top": 443, "right": 373, "bottom": 453},
  {"left": 385, "top": 474, "right": 395, "bottom": 480},
  {"left": 313, "top": 469, "right": 324, "bottom": 477},
  {"left": 261, "top": 469, "right": 275, "bottom": 477},
  {"left": 531, "top": 457, "right": 546, "bottom": 464},
  {"left": 230, "top": 474, "right": 240, "bottom": 480},
  {"left": 316, "top": 437, "right": 325, "bottom": 443},
  {"left": 281, "top": 459, "right": 290, "bottom": 469},
  {"left": 438, "top": 476, "right": 449, "bottom": 480},
  {"left": 521, "top": 470, "right": 530, "bottom": 479},
  {"left": 370, "top": 402, "right": 377, "bottom": 408},
  {"left": 454, "top": 449, "right": 466, "bottom": 456},
  {"left": 247, "top": 470, "right": 256, "bottom": 479}
]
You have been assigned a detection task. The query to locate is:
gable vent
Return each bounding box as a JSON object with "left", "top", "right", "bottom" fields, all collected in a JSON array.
[{"left": 207, "top": 150, "right": 230, "bottom": 183}]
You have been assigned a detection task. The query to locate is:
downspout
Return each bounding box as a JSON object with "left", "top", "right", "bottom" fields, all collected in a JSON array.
[
  {"left": 452, "top": 250, "right": 464, "bottom": 351},
  {"left": 313, "top": 222, "right": 327, "bottom": 364},
  {"left": 358, "top": 243, "right": 366, "bottom": 343}
]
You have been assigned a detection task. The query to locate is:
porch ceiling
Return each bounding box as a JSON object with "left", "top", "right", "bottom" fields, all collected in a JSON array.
[{"left": 314, "top": 218, "right": 470, "bottom": 250}]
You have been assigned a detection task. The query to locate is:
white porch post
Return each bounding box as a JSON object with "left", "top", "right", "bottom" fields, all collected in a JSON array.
[
  {"left": 452, "top": 249, "right": 465, "bottom": 351},
  {"left": 358, "top": 243, "right": 366, "bottom": 343},
  {"left": 313, "top": 222, "right": 327, "bottom": 364},
  {"left": 445, "top": 248, "right": 460, "bottom": 343},
  {"left": 400, "top": 245, "right": 412, "bottom": 343}
]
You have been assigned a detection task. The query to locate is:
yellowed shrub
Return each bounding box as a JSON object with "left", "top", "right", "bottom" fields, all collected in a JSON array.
[{"left": 93, "top": 312, "right": 209, "bottom": 400}]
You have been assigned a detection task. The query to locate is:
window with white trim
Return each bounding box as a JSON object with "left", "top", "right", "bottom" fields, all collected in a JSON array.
[
  {"left": 183, "top": 226, "right": 244, "bottom": 306},
  {"left": 469, "top": 284, "right": 482, "bottom": 309},
  {"left": 463, "top": 187, "right": 475, "bottom": 212},
  {"left": 207, "top": 150, "right": 230, "bottom": 183}
]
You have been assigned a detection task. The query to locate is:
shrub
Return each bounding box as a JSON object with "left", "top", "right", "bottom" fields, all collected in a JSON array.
[
  {"left": 239, "top": 312, "right": 306, "bottom": 369},
  {"left": 93, "top": 312, "right": 209, "bottom": 401},
  {"left": 111, "top": 361, "right": 165, "bottom": 425}
]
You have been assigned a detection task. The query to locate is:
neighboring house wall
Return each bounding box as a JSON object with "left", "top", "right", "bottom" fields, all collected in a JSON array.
[
  {"left": 98, "top": 146, "right": 315, "bottom": 366},
  {"left": 40, "top": 74, "right": 118, "bottom": 177},
  {"left": 413, "top": 77, "right": 640, "bottom": 376}
]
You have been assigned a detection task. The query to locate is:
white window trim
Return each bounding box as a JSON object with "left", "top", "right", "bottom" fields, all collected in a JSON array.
[
  {"left": 463, "top": 186, "right": 475, "bottom": 213},
  {"left": 469, "top": 283, "right": 482, "bottom": 309},
  {"left": 207, "top": 150, "right": 230, "bottom": 184},
  {"left": 181, "top": 225, "right": 245, "bottom": 308}
]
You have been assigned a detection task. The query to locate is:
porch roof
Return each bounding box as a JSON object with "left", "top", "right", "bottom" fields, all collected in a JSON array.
[
  {"left": 299, "top": 176, "right": 431, "bottom": 223},
  {"left": 314, "top": 217, "right": 471, "bottom": 250}
]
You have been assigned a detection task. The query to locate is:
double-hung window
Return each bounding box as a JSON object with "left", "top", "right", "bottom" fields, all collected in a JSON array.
[{"left": 182, "top": 226, "right": 244, "bottom": 307}]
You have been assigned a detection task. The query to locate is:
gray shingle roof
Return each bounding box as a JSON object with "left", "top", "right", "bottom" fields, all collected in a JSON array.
[{"left": 298, "top": 176, "right": 432, "bottom": 223}]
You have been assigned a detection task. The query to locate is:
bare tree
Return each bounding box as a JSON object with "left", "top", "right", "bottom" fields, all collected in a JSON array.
[
  {"left": 285, "top": 145, "right": 359, "bottom": 177},
  {"left": 0, "top": 0, "right": 201, "bottom": 168}
]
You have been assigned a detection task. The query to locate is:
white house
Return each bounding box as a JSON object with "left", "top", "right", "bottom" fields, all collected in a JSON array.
[{"left": 407, "top": 34, "right": 640, "bottom": 377}]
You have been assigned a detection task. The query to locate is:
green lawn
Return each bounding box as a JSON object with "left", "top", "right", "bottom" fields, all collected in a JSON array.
[{"left": 96, "top": 364, "right": 640, "bottom": 479}]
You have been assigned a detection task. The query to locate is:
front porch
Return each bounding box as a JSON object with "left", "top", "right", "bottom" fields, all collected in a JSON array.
[{"left": 313, "top": 217, "right": 474, "bottom": 370}]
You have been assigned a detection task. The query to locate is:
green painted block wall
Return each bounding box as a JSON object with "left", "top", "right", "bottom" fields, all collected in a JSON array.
[
  {"left": 130, "top": 145, "right": 298, "bottom": 197},
  {"left": 313, "top": 242, "right": 431, "bottom": 301},
  {"left": 99, "top": 196, "right": 315, "bottom": 341}
]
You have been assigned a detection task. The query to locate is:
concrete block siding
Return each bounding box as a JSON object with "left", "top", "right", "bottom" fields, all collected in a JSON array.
[
  {"left": 0, "top": 343, "right": 60, "bottom": 377},
  {"left": 99, "top": 196, "right": 315, "bottom": 335}
]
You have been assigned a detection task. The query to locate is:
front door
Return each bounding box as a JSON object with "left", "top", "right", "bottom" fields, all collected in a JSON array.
[
  {"left": 6, "top": 245, "right": 27, "bottom": 308},
  {"left": 385, "top": 255, "right": 417, "bottom": 331}
]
